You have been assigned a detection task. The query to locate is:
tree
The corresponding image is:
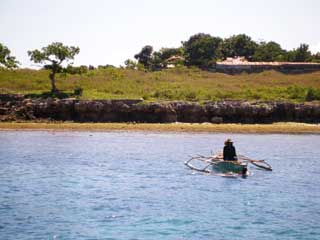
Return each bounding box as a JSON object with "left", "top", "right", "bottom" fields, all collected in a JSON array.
[
  {"left": 312, "top": 52, "right": 320, "bottom": 63},
  {"left": 220, "top": 34, "right": 258, "bottom": 60},
  {"left": 134, "top": 45, "right": 153, "bottom": 70},
  {"left": 287, "top": 43, "right": 312, "bottom": 62},
  {"left": 28, "top": 42, "right": 80, "bottom": 93},
  {"left": 182, "top": 33, "right": 222, "bottom": 68},
  {"left": 253, "top": 41, "right": 286, "bottom": 61},
  {"left": 0, "top": 43, "right": 19, "bottom": 68}
]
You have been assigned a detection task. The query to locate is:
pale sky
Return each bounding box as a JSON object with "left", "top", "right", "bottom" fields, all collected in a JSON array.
[{"left": 1, "top": 0, "right": 320, "bottom": 68}]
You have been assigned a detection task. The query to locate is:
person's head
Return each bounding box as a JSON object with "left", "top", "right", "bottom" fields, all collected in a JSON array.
[{"left": 224, "top": 139, "right": 233, "bottom": 146}]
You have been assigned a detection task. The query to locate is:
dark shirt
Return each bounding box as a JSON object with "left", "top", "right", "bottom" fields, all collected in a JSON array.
[{"left": 223, "top": 145, "right": 237, "bottom": 161}]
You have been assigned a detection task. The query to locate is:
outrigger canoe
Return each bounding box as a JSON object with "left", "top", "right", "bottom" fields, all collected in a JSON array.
[
  {"left": 212, "top": 160, "right": 248, "bottom": 175},
  {"left": 185, "top": 152, "right": 272, "bottom": 177}
]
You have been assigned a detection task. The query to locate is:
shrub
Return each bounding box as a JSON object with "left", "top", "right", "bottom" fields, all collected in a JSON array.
[
  {"left": 185, "top": 90, "right": 197, "bottom": 100},
  {"left": 153, "top": 89, "right": 175, "bottom": 100},
  {"left": 113, "top": 89, "right": 124, "bottom": 95},
  {"left": 142, "top": 93, "right": 150, "bottom": 100},
  {"left": 64, "top": 65, "right": 88, "bottom": 75},
  {"left": 74, "top": 86, "right": 83, "bottom": 96},
  {"left": 305, "top": 87, "right": 320, "bottom": 101},
  {"left": 286, "top": 85, "right": 306, "bottom": 100}
]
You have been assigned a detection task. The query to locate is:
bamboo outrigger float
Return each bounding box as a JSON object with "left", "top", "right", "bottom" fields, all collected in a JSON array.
[{"left": 185, "top": 152, "right": 272, "bottom": 177}]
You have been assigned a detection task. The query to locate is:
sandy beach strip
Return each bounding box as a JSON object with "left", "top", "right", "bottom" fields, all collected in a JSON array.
[{"left": 0, "top": 122, "right": 319, "bottom": 134}]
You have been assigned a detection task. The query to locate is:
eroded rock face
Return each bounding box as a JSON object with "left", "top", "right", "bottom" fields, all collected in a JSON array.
[
  {"left": 0, "top": 94, "right": 24, "bottom": 102},
  {"left": 171, "top": 102, "right": 207, "bottom": 123},
  {"left": 0, "top": 94, "right": 319, "bottom": 123},
  {"left": 33, "top": 98, "right": 76, "bottom": 121},
  {"left": 130, "top": 103, "right": 177, "bottom": 123}
]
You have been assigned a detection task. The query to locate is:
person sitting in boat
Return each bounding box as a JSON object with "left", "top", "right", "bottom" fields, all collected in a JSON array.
[{"left": 223, "top": 139, "right": 237, "bottom": 161}]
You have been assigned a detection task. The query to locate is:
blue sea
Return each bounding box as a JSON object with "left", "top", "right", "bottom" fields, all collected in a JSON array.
[{"left": 0, "top": 131, "right": 320, "bottom": 240}]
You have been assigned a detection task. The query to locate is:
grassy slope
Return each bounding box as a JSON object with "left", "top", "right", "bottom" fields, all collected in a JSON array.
[{"left": 1, "top": 66, "right": 320, "bottom": 101}]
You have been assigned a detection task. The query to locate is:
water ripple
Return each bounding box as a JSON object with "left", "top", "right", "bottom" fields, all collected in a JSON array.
[{"left": 0, "top": 131, "right": 319, "bottom": 239}]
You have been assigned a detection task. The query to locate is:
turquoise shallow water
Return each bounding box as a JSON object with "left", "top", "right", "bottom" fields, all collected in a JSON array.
[{"left": 0, "top": 131, "right": 320, "bottom": 240}]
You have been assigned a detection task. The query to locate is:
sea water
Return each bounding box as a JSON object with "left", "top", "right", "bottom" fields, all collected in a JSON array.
[{"left": 0, "top": 131, "right": 319, "bottom": 240}]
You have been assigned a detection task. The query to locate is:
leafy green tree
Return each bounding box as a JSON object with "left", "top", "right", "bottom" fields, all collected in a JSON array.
[
  {"left": 0, "top": 43, "right": 19, "bottom": 68},
  {"left": 253, "top": 41, "right": 286, "bottom": 61},
  {"left": 288, "top": 44, "right": 312, "bottom": 62},
  {"left": 28, "top": 42, "right": 80, "bottom": 93},
  {"left": 134, "top": 45, "right": 153, "bottom": 70},
  {"left": 182, "top": 33, "right": 222, "bottom": 68},
  {"left": 220, "top": 34, "right": 258, "bottom": 60},
  {"left": 311, "top": 52, "right": 320, "bottom": 62}
]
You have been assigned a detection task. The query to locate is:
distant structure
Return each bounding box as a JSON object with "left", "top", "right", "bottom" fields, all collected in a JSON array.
[
  {"left": 215, "top": 56, "right": 320, "bottom": 74},
  {"left": 164, "top": 55, "right": 185, "bottom": 68}
]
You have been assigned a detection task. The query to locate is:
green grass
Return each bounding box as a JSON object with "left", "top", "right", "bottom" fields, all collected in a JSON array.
[{"left": 1, "top": 66, "right": 320, "bottom": 102}]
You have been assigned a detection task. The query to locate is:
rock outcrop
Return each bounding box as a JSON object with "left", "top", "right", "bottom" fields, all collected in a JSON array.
[{"left": 0, "top": 94, "right": 319, "bottom": 123}]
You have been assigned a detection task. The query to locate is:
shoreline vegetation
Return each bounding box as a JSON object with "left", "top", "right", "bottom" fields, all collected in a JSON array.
[
  {"left": 0, "top": 67, "right": 320, "bottom": 102},
  {"left": 0, "top": 122, "right": 319, "bottom": 134},
  {"left": 1, "top": 68, "right": 320, "bottom": 102}
]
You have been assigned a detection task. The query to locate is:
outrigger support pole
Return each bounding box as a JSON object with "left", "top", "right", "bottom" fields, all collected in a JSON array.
[
  {"left": 184, "top": 157, "right": 212, "bottom": 173},
  {"left": 238, "top": 155, "right": 273, "bottom": 171}
]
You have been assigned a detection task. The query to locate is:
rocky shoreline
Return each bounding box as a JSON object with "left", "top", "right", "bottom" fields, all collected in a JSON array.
[{"left": 0, "top": 94, "right": 319, "bottom": 123}]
